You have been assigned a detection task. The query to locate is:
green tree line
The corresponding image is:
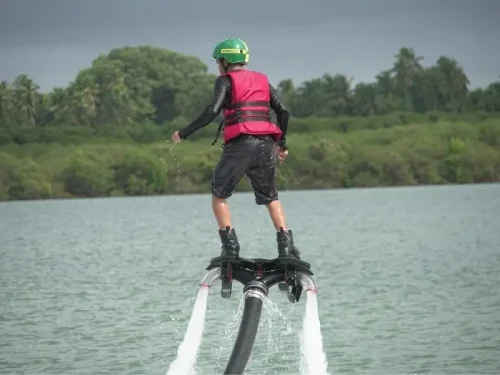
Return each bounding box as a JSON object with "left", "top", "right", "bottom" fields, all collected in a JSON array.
[
  {"left": 1, "top": 118, "right": 499, "bottom": 201},
  {"left": 1, "top": 45, "right": 500, "bottom": 132},
  {"left": 0, "top": 45, "right": 499, "bottom": 201}
]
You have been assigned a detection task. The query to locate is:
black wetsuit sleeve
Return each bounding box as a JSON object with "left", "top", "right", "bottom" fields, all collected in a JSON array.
[
  {"left": 178, "top": 76, "right": 231, "bottom": 139},
  {"left": 269, "top": 84, "right": 290, "bottom": 150}
]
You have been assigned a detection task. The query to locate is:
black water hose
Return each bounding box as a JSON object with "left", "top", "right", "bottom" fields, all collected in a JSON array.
[
  {"left": 260, "top": 272, "right": 286, "bottom": 288},
  {"left": 223, "top": 285, "right": 266, "bottom": 374},
  {"left": 223, "top": 272, "right": 287, "bottom": 374}
]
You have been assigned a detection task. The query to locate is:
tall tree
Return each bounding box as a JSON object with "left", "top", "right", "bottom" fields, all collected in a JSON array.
[
  {"left": 12, "top": 74, "right": 40, "bottom": 127},
  {"left": 390, "top": 47, "right": 424, "bottom": 111}
]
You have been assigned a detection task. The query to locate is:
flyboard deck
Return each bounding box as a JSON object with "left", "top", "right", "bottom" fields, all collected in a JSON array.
[{"left": 206, "top": 254, "right": 314, "bottom": 303}]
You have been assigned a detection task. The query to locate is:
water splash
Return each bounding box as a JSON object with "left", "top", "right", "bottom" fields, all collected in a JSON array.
[
  {"left": 247, "top": 295, "right": 300, "bottom": 374},
  {"left": 160, "top": 140, "right": 182, "bottom": 199},
  {"left": 168, "top": 142, "right": 181, "bottom": 192},
  {"left": 175, "top": 287, "right": 329, "bottom": 374},
  {"left": 209, "top": 296, "right": 246, "bottom": 371},
  {"left": 166, "top": 286, "right": 210, "bottom": 375},
  {"left": 276, "top": 161, "right": 300, "bottom": 192},
  {"left": 209, "top": 293, "right": 300, "bottom": 374},
  {"left": 299, "top": 290, "right": 330, "bottom": 375}
]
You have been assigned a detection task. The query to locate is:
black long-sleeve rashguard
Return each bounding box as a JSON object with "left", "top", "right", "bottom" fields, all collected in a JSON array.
[{"left": 177, "top": 74, "right": 290, "bottom": 149}]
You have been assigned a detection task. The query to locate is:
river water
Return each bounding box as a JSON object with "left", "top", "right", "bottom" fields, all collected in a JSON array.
[{"left": 1, "top": 184, "right": 499, "bottom": 374}]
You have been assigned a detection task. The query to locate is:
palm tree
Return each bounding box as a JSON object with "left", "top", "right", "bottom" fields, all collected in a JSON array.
[
  {"left": 390, "top": 47, "right": 424, "bottom": 111},
  {"left": 353, "top": 82, "right": 378, "bottom": 116},
  {"left": 0, "top": 81, "right": 13, "bottom": 122},
  {"left": 326, "top": 74, "right": 353, "bottom": 116},
  {"left": 418, "top": 67, "right": 446, "bottom": 111},
  {"left": 435, "top": 56, "right": 470, "bottom": 112},
  {"left": 12, "top": 74, "right": 40, "bottom": 127}
]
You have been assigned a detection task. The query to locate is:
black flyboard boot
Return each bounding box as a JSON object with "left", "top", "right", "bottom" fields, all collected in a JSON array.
[
  {"left": 206, "top": 226, "right": 241, "bottom": 269},
  {"left": 276, "top": 227, "right": 311, "bottom": 275},
  {"left": 215, "top": 226, "right": 240, "bottom": 299},
  {"left": 219, "top": 226, "right": 240, "bottom": 257},
  {"left": 276, "top": 227, "right": 301, "bottom": 259}
]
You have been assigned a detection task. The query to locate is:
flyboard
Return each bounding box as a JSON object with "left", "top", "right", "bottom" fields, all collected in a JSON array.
[{"left": 197, "top": 253, "right": 318, "bottom": 375}]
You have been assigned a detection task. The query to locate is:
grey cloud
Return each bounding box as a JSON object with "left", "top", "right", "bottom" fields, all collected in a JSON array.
[
  {"left": 1, "top": 0, "right": 496, "bottom": 46},
  {"left": 0, "top": 0, "right": 499, "bottom": 91}
]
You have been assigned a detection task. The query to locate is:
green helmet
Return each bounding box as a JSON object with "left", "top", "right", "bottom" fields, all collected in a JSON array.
[{"left": 212, "top": 38, "right": 250, "bottom": 64}]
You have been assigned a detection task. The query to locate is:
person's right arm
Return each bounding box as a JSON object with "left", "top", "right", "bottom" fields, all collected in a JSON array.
[
  {"left": 269, "top": 84, "right": 290, "bottom": 150},
  {"left": 177, "top": 76, "right": 231, "bottom": 139}
]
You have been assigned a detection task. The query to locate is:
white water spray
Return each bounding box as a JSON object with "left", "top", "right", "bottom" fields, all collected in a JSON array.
[
  {"left": 299, "top": 290, "right": 330, "bottom": 375},
  {"left": 166, "top": 286, "right": 210, "bottom": 375}
]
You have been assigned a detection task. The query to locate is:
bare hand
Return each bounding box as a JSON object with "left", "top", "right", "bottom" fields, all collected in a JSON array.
[
  {"left": 171, "top": 131, "right": 181, "bottom": 144},
  {"left": 277, "top": 148, "right": 288, "bottom": 164}
]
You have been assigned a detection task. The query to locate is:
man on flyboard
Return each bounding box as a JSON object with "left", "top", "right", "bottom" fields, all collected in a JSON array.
[{"left": 171, "top": 38, "right": 300, "bottom": 262}]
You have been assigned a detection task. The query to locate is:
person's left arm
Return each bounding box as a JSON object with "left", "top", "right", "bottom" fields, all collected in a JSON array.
[{"left": 269, "top": 84, "right": 290, "bottom": 150}]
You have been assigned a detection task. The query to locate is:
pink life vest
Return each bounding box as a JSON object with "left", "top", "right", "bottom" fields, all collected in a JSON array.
[{"left": 222, "top": 70, "right": 282, "bottom": 143}]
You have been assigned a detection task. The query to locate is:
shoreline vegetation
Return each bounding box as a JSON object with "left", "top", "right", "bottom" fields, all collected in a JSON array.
[{"left": 1, "top": 45, "right": 499, "bottom": 201}]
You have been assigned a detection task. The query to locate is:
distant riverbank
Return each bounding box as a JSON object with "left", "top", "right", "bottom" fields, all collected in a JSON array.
[{"left": 1, "top": 118, "right": 499, "bottom": 201}]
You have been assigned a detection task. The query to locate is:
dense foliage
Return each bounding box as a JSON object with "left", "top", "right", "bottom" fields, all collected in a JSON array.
[
  {"left": 0, "top": 45, "right": 499, "bottom": 201},
  {"left": 1, "top": 118, "right": 499, "bottom": 201}
]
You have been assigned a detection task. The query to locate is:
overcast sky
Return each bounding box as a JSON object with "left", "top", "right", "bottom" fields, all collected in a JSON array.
[{"left": 1, "top": 0, "right": 499, "bottom": 92}]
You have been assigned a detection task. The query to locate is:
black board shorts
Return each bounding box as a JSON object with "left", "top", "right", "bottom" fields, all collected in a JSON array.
[{"left": 211, "top": 135, "right": 278, "bottom": 205}]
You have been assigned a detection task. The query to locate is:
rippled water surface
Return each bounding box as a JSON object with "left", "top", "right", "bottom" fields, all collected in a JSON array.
[{"left": 1, "top": 184, "right": 500, "bottom": 374}]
